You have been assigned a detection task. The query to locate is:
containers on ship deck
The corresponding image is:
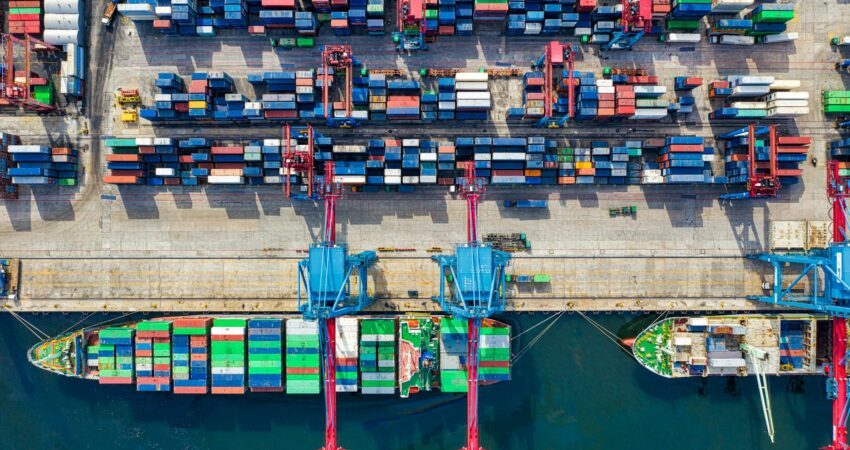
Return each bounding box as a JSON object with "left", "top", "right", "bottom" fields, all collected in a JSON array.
[
  {"left": 135, "top": 321, "right": 172, "bottom": 392},
  {"left": 479, "top": 321, "right": 511, "bottom": 382},
  {"left": 211, "top": 318, "right": 247, "bottom": 394},
  {"left": 98, "top": 327, "right": 135, "bottom": 384},
  {"left": 286, "top": 319, "right": 321, "bottom": 394},
  {"left": 172, "top": 318, "right": 210, "bottom": 394},
  {"left": 336, "top": 317, "right": 359, "bottom": 393},
  {"left": 439, "top": 318, "right": 468, "bottom": 393},
  {"left": 360, "top": 318, "right": 395, "bottom": 394},
  {"left": 248, "top": 318, "right": 284, "bottom": 392}
]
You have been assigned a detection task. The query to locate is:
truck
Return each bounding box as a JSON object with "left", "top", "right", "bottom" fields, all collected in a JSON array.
[
  {"left": 503, "top": 200, "right": 548, "bottom": 208},
  {"left": 759, "top": 32, "right": 798, "bottom": 44},
  {"left": 102, "top": 1, "right": 117, "bottom": 26},
  {"left": 659, "top": 33, "right": 701, "bottom": 44},
  {"left": 0, "top": 259, "right": 20, "bottom": 300},
  {"left": 709, "top": 35, "right": 755, "bottom": 46},
  {"left": 831, "top": 36, "right": 850, "bottom": 47}
]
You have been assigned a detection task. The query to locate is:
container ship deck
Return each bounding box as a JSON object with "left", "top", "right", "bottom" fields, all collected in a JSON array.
[
  {"left": 28, "top": 315, "right": 511, "bottom": 396},
  {"left": 632, "top": 314, "right": 832, "bottom": 378}
]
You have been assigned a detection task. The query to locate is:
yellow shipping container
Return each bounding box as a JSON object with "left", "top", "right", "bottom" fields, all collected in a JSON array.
[
  {"left": 575, "top": 162, "right": 593, "bottom": 169},
  {"left": 188, "top": 101, "right": 207, "bottom": 109}
]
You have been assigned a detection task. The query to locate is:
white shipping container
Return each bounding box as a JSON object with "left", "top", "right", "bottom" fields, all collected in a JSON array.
[
  {"left": 352, "top": 110, "right": 369, "bottom": 120},
  {"left": 454, "top": 72, "right": 489, "bottom": 82},
  {"left": 334, "top": 175, "right": 366, "bottom": 185},
  {"left": 709, "top": 358, "right": 747, "bottom": 368},
  {"left": 155, "top": 6, "right": 172, "bottom": 16},
  {"left": 419, "top": 176, "right": 437, "bottom": 184},
  {"left": 244, "top": 102, "right": 262, "bottom": 110},
  {"left": 768, "top": 79, "right": 801, "bottom": 90},
  {"left": 456, "top": 100, "right": 492, "bottom": 109},
  {"left": 155, "top": 93, "right": 173, "bottom": 102},
  {"left": 286, "top": 319, "right": 318, "bottom": 331},
  {"left": 402, "top": 176, "right": 419, "bottom": 184},
  {"left": 718, "top": 35, "right": 755, "bottom": 46},
  {"left": 211, "top": 367, "right": 245, "bottom": 375},
  {"left": 44, "top": 13, "right": 81, "bottom": 31},
  {"left": 767, "top": 100, "right": 809, "bottom": 108},
  {"left": 207, "top": 175, "right": 244, "bottom": 184},
  {"left": 491, "top": 153, "right": 526, "bottom": 161},
  {"left": 333, "top": 145, "right": 366, "bottom": 153},
  {"left": 763, "top": 91, "right": 809, "bottom": 101},
  {"left": 710, "top": 0, "right": 753, "bottom": 13},
  {"left": 474, "top": 153, "right": 492, "bottom": 161},
  {"left": 762, "top": 32, "right": 798, "bottom": 44},
  {"left": 629, "top": 108, "right": 668, "bottom": 119},
  {"left": 729, "top": 75, "right": 774, "bottom": 86},
  {"left": 154, "top": 168, "right": 176, "bottom": 177},
  {"left": 211, "top": 327, "right": 246, "bottom": 335},
  {"left": 384, "top": 176, "right": 401, "bottom": 185},
  {"left": 44, "top": 0, "right": 83, "bottom": 14},
  {"left": 456, "top": 91, "right": 491, "bottom": 100},
  {"left": 595, "top": 79, "right": 613, "bottom": 87},
  {"left": 663, "top": 33, "right": 701, "bottom": 43},
  {"left": 154, "top": 138, "right": 174, "bottom": 145},
  {"left": 633, "top": 86, "right": 667, "bottom": 95},
  {"left": 597, "top": 86, "right": 615, "bottom": 94},
  {"left": 43, "top": 29, "right": 82, "bottom": 45},
  {"left": 384, "top": 168, "right": 401, "bottom": 176},
  {"left": 480, "top": 335, "right": 510, "bottom": 348},
  {"left": 402, "top": 139, "right": 420, "bottom": 147},
  {"left": 731, "top": 85, "right": 771, "bottom": 97},
  {"left": 135, "top": 138, "right": 154, "bottom": 146},
  {"left": 8, "top": 145, "right": 50, "bottom": 153},
  {"left": 420, "top": 153, "right": 437, "bottom": 161},
  {"left": 730, "top": 102, "right": 767, "bottom": 110},
  {"left": 837, "top": 36, "right": 850, "bottom": 46},
  {"left": 766, "top": 107, "right": 810, "bottom": 117},
  {"left": 455, "top": 82, "right": 489, "bottom": 91},
  {"left": 574, "top": 27, "right": 592, "bottom": 36}
]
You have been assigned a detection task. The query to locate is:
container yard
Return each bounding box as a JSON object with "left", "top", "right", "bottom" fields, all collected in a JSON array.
[{"left": 3, "top": 0, "right": 850, "bottom": 448}]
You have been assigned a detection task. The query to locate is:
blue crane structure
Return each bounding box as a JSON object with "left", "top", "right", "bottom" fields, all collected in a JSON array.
[
  {"left": 602, "top": 0, "right": 652, "bottom": 51},
  {"left": 747, "top": 160, "right": 850, "bottom": 450},
  {"left": 431, "top": 162, "right": 511, "bottom": 450},
  {"left": 296, "top": 161, "right": 378, "bottom": 450},
  {"left": 719, "top": 124, "right": 780, "bottom": 201}
]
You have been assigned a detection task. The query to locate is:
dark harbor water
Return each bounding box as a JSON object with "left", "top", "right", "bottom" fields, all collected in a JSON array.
[{"left": 0, "top": 313, "right": 830, "bottom": 449}]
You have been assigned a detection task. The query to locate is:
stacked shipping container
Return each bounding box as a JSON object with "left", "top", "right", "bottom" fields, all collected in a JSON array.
[
  {"left": 335, "top": 317, "right": 359, "bottom": 392},
  {"left": 0, "top": 133, "right": 20, "bottom": 199},
  {"left": 721, "top": 131, "right": 811, "bottom": 186},
  {"left": 709, "top": 76, "right": 809, "bottom": 119},
  {"left": 479, "top": 322, "right": 511, "bottom": 382},
  {"left": 7, "top": 144, "right": 78, "bottom": 186},
  {"left": 211, "top": 318, "right": 247, "bottom": 394},
  {"left": 286, "top": 319, "right": 321, "bottom": 394},
  {"left": 172, "top": 317, "right": 210, "bottom": 394},
  {"left": 248, "top": 318, "right": 284, "bottom": 392},
  {"left": 439, "top": 318, "right": 468, "bottom": 392},
  {"left": 135, "top": 321, "right": 172, "bottom": 392},
  {"left": 779, "top": 322, "right": 806, "bottom": 369},
  {"left": 360, "top": 318, "right": 395, "bottom": 394},
  {"left": 8, "top": 0, "right": 43, "bottom": 35},
  {"left": 98, "top": 327, "right": 134, "bottom": 384}
]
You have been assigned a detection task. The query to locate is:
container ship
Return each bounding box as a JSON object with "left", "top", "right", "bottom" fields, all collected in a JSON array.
[
  {"left": 28, "top": 315, "right": 510, "bottom": 396},
  {"left": 631, "top": 314, "right": 831, "bottom": 378}
]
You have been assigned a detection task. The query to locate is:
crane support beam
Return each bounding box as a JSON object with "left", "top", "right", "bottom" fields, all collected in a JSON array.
[
  {"left": 466, "top": 318, "right": 481, "bottom": 450},
  {"left": 322, "top": 318, "right": 338, "bottom": 450}
]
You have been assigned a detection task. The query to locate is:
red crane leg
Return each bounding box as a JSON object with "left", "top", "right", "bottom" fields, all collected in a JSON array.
[
  {"left": 323, "top": 318, "right": 339, "bottom": 450},
  {"left": 465, "top": 318, "right": 481, "bottom": 450},
  {"left": 834, "top": 318, "right": 848, "bottom": 450}
]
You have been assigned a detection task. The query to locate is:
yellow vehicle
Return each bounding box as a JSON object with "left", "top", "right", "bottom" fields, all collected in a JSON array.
[
  {"left": 121, "top": 108, "right": 138, "bottom": 123},
  {"left": 116, "top": 88, "right": 140, "bottom": 106}
]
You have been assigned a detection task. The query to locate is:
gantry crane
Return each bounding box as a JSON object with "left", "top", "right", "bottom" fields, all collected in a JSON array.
[
  {"left": 719, "top": 125, "right": 781, "bottom": 201},
  {"left": 532, "top": 41, "right": 575, "bottom": 128},
  {"left": 321, "top": 45, "right": 361, "bottom": 128},
  {"left": 1, "top": 33, "right": 60, "bottom": 112},
  {"left": 602, "top": 0, "right": 653, "bottom": 51},
  {"left": 432, "top": 162, "right": 511, "bottom": 450},
  {"left": 747, "top": 159, "right": 850, "bottom": 449},
  {"left": 296, "top": 161, "right": 378, "bottom": 450},
  {"left": 282, "top": 124, "right": 317, "bottom": 200},
  {"left": 393, "top": 0, "right": 427, "bottom": 51}
]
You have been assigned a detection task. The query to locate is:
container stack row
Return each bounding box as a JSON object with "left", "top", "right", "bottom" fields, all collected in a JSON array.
[
  {"left": 642, "top": 136, "right": 716, "bottom": 184},
  {"left": 709, "top": 76, "right": 809, "bottom": 119},
  {"left": 211, "top": 318, "right": 247, "bottom": 394},
  {"left": 172, "top": 317, "right": 210, "bottom": 394},
  {"left": 43, "top": 0, "right": 84, "bottom": 46},
  {"left": 360, "top": 318, "right": 395, "bottom": 394},
  {"left": 708, "top": 2, "right": 796, "bottom": 45},
  {"left": 824, "top": 91, "right": 850, "bottom": 115},
  {"left": 779, "top": 322, "right": 806, "bottom": 369},
  {"left": 0, "top": 134, "right": 20, "bottom": 200},
  {"left": 555, "top": 141, "right": 643, "bottom": 185},
  {"left": 60, "top": 43, "right": 85, "bottom": 97},
  {"left": 248, "top": 318, "right": 284, "bottom": 392},
  {"left": 6, "top": 144, "right": 78, "bottom": 186},
  {"left": 720, "top": 131, "right": 811, "bottom": 186},
  {"left": 478, "top": 322, "right": 511, "bottom": 382},
  {"left": 135, "top": 321, "right": 172, "bottom": 392},
  {"left": 439, "top": 317, "right": 468, "bottom": 393},
  {"left": 98, "top": 327, "right": 135, "bottom": 384},
  {"left": 286, "top": 319, "right": 321, "bottom": 394},
  {"left": 335, "top": 317, "right": 359, "bottom": 393},
  {"left": 7, "top": 0, "right": 43, "bottom": 36}
]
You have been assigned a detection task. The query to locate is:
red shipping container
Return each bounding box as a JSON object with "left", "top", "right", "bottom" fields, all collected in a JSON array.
[
  {"left": 214, "top": 163, "right": 245, "bottom": 169},
  {"left": 262, "top": 0, "right": 295, "bottom": 6},
  {"left": 163, "top": 178, "right": 180, "bottom": 186},
  {"left": 295, "top": 78, "right": 314, "bottom": 87},
  {"left": 438, "top": 25, "right": 455, "bottom": 35},
  {"left": 174, "top": 103, "right": 190, "bottom": 112},
  {"left": 777, "top": 145, "right": 809, "bottom": 154},
  {"left": 777, "top": 136, "right": 812, "bottom": 146},
  {"left": 479, "top": 360, "right": 510, "bottom": 368},
  {"left": 525, "top": 92, "right": 545, "bottom": 100},
  {"left": 264, "top": 110, "right": 298, "bottom": 119},
  {"left": 668, "top": 144, "right": 704, "bottom": 152},
  {"left": 153, "top": 20, "right": 172, "bottom": 29},
  {"left": 137, "top": 376, "right": 171, "bottom": 385},
  {"left": 174, "top": 318, "right": 210, "bottom": 327},
  {"left": 174, "top": 386, "right": 207, "bottom": 394},
  {"left": 139, "top": 146, "right": 156, "bottom": 154},
  {"left": 107, "top": 154, "right": 141, "bottom": 162},
  {"left": 525, "top": 78, "right": 544, "bottom": 87},
  {"left": 330, "top": 19, "right": 348, "bottom": 28},
  {"left": 198, "top": 163, "right": 214, "bottom": 169},
  {"left": 179, "top": 155, "right": 194, "bottom": 163},
  {"left": 617, "top": 91, "right": 636, "bottom": 99},
  {"left": 154, "top": 364, "right": 170, "bottom": 371},
  {"left": 287, "top": 367, "right": 320, "bottom": 374},
  {"left": 136, "top": 350, "right": 153, "bottom": 357},
  {"left": 616, "top": 99, "right": 635, "bottom": 106},
  {"left": 211, "top": 334, "right": 244, "bottom": 341},
  {"left": 336, "top": 357, "right": 357, "bottom": 365},
  {"left": 247, "top": 25, "right": 266, "bottom": 34},
  {"left": 577, "top": 0, "right": 596, "bottom": 12},
  {"left": 109, "top": 170, "right": 145, "bottom": 177},
  {"left": 211, "top": 146, "right": 244, "bottom": 154},
  {"left": 598, "top": 93, "right": 615, "bottom": 101},
  {"left": 104, "top": 176, "right": 142, "bottom": 184},
  {"left": 8, "top": 14, "right": 41, "bottom": 21},
  {"left": 576, "top": 168, "right": 596, "bottom": 176},
  {"left": 10, "top": 1, "right": 43, "bottom": 6},
  {"left": 491, "top": 169, "right": 523, "bottom": 176},
  {"left": 212, "top": 387, "right": 245, "bottom": 394},
  {"left": 777, "top": 169, "right": 803, "bottom": 177},
  {"left": 190, "top": 353, "right": 207, "bottom": 361},
  {"left": 99, "top": 377, "right": 134, "bottom": 384}
]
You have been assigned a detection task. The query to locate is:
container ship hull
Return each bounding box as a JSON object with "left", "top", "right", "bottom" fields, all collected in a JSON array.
[
  {"left": 28, "top": 315, "right": 511, "bottom": 396},
  {"left": 632, "top": 314, "right": 831, "bottom": 378}
]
